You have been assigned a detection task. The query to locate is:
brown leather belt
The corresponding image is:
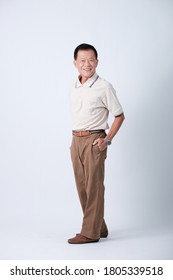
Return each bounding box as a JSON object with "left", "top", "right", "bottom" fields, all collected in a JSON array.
[{"left": 72, "top": 130, "right": 105, "bottom": 137}]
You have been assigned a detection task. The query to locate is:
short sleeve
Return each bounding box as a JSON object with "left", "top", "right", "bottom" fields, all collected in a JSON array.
[{"left": 102, "top": 85, "right": 123, "bottom": 117}]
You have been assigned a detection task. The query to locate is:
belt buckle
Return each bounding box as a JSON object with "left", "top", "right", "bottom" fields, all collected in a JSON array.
[
  {"left": 73, "top": 130, "right": 91, "bottom": 137},
  {"left": 80, "top": 131, "right": 91, "bottom": 137}
]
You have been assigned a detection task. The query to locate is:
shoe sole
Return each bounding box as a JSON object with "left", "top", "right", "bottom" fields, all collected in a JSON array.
[{"left": 68, "top": 239, "right": 99, "bottom": 244}]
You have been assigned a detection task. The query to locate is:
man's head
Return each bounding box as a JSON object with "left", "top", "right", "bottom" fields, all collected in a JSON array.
[
  {"left": 73, "top": 43, "right": 98, "bottom": 83},
  {"left": 74, "top": 43, "right": 98, "bottom": 60}
]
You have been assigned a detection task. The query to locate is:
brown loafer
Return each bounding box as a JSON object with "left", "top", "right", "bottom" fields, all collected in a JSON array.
[
  {"left": 100, "top": 231, "right": 108, "bottom": 238},
  {"left": 68, "top": 234, "right": 99, "bottom": 244}
]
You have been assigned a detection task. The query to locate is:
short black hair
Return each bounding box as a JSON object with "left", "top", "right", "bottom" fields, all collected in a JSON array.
[{"left": 74, "top": 43, "right": 98, "bottom": 60}]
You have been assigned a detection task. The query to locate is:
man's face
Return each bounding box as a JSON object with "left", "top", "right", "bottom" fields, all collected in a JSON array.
[{"left": 74, "top": 49, "right": 98, "bottom": 82}]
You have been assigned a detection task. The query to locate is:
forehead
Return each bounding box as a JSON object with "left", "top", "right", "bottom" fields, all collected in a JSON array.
[{"left": 76, "top": 49, "right": 97, "bottom": 60}]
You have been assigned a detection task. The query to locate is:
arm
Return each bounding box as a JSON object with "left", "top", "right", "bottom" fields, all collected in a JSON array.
[
  {"left": 106, "top": 113, "right": 125, "bottom": 141},
  {"left": 93, "top": 113, "right": 125, "bottom": 151}
]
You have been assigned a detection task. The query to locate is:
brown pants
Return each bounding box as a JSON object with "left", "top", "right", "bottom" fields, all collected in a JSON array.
[{"left": 70, "top": 132, "right": 108, "bottom": 239}]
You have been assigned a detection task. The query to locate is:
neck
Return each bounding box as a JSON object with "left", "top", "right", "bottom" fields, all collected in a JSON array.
[
  {"left": 79, "top": 73, "right": 96, "bottom": 84},
  {"left": 79, "top": 76, "right": 88, "bottom": 84}
]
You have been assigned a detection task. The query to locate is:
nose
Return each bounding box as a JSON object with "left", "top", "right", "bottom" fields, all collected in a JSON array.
[{"left": 84, "top": 60, "right": 91, "bottom": 66}]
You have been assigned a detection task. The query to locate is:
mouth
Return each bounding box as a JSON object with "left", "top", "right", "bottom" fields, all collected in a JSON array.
[{"left": 83, "top": 68, "right": 92, "bottom": 72}]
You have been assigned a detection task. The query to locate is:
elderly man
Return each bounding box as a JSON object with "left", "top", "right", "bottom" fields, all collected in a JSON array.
[{"left": 68, "top": 43, "right": 125, "bottom": 244}]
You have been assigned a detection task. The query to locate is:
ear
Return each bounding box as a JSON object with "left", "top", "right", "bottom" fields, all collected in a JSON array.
[{"left": 73, "top": 60, "right": 77, "bottom": 67}]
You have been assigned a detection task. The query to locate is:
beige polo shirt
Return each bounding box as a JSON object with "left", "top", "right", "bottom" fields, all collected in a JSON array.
[{"left": 70, "top": 72, "right": 123, "bottom": 131}]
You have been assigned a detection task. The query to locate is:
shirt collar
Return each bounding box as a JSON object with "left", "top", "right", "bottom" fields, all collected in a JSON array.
[{"left": 75, "top": 72, "right": 98, "bottom": 88}]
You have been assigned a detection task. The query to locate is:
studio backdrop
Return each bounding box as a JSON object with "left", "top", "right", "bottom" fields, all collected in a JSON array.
[{"left": 0, "top": 0, "right": 173, "bottom": 258}]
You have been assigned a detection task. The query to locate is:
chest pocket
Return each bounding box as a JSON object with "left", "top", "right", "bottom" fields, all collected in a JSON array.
[
  {"left": 84, "top": 98, "right": 100, "bottom": 115},
  {"left": 87, "top": 99, "right": 97, "bottom": 115}
]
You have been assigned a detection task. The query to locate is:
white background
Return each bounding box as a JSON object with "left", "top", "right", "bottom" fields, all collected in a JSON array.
[{"left": 0, "top": 0, "right": 173, "bottom": 259}]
